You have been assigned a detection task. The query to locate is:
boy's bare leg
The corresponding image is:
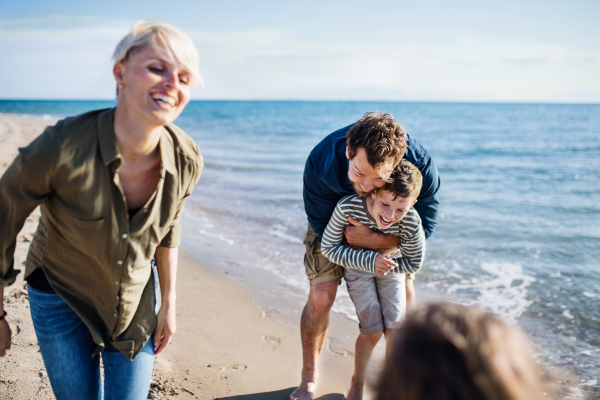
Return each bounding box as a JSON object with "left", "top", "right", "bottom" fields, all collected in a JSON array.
[
  {"left": 347, "top": 331, "right": 383, "bottom": 400},
  {"left": 290, "top": 279, "right": 340, "bottom": 400},
  {"left": 406, "top": 285, "right": 416, "bottom": 312}
]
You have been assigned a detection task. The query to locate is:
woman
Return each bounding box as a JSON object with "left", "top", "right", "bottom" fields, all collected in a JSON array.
[
  {"left": 0, "top": 20, "right": 203, "bottom": 400},
  {"left": 375, "top": 302, "right": 553, "bottom": 400}
]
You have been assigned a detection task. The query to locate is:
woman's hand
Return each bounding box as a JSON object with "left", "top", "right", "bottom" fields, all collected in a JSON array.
[
  {"left": 0, "top": 318, "right": 11, "bottom": 357},
  {"left": 374, "top": 254, "right": 398, "bottom": 276},
  {"left": 154, "top": 301, "right": 176, "bottom": 355}
]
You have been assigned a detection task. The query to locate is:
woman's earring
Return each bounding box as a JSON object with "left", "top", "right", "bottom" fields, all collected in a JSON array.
[{"left": 118, "top": 84, "right": 124, "bottom": 89}]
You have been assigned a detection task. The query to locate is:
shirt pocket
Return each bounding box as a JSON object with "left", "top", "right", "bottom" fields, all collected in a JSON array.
[{"left": 54, "top": 212, "right": 108, "bottom": 260}]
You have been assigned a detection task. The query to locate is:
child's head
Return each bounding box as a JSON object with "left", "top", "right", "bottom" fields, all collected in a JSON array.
[
  {"left": 376, "top": 302, "right": 551, "bottom": 400},
  {"left": 369, "top": 159, "right": 422, "bottom": 230}
]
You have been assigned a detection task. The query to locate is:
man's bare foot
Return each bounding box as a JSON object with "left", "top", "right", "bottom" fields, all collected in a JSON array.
[
  {"left": 290, "top": 379, "right": 316, "bottom": 400},
  {"left": 346, "top": 382, "right": 364, "bottom": 400}
]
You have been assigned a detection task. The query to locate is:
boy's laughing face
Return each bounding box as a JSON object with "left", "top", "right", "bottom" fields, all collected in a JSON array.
[{"left": 368, "top": 190, "right": 417, "bottom": 230}]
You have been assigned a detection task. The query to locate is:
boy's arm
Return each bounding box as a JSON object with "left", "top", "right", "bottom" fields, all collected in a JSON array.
[
  {"left": 395, "top": 212, "right": 426, "bottom": 274},
  {"left": 321, "top": 203, "right": 397, "bottom": 275}
]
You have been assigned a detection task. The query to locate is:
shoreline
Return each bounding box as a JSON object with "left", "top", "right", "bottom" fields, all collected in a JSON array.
[
  {"left": 1, "top": 112, "right": 593, "bottom": 399},
  {"left": 0, "top": 114, "right": 361, "bottom": 399}
]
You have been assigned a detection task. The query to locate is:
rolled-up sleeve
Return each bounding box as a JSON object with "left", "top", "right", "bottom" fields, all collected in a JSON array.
[
  {"left": 0, "top": 127, "right": 58, "bottom": 286},
  {"left": 159, "top": 152, "right": 203, "bottom": 248}
]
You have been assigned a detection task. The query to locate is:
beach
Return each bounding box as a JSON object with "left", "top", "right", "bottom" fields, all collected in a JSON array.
[
  {"left": 0, "top": 114, "right": 360, "bottom": 400},
  {"left": 1, "top": 99, "right": 599, "bottom": 400}
]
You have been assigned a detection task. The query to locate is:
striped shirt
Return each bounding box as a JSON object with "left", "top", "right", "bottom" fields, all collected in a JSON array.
[{"left": 321, "top": 195, "right": 426, "bottom": 275}]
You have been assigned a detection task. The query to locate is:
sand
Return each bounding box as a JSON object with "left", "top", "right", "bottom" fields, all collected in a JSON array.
[{"left": 0, "top": 114, "right": 358, "bottom": 400}]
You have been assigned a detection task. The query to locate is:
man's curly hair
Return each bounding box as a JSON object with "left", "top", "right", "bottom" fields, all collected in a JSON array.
[{"left": 346, "top": 112, "right": 407, "bottom": 175}]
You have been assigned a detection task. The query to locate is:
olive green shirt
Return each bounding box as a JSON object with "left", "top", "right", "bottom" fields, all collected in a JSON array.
[{"left": 0, "top": 108, "right": 203, "bottom": 360}]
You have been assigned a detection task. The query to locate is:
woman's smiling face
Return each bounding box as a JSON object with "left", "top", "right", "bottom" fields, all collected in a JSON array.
[{"left": 114, "top": 44, "right": 192, "bottom": 127}]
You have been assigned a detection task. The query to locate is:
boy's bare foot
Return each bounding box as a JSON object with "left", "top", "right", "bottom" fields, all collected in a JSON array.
[
  {"left": 346, "top": 382, "right": 364, "bottom": 400},
  {"left": 290, "top": 379, "right": 316, "bottom": 400}
]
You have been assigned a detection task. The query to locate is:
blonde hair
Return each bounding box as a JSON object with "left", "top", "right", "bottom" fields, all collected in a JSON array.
[
  {"left": 376, "top": 302, "right": 553, "bottom": 400},
  {"left": 112, "top": 20, "right": 204, "bottom": 88}
]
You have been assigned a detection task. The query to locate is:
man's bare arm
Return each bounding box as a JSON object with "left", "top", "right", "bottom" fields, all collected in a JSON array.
[{"left": 343, "top": 216, "right": 401, "bottom": 255}]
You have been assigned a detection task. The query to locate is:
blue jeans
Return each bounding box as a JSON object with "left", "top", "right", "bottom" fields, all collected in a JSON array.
[{"left": 28, "top": 286, "right": 155, "bottom": 400}]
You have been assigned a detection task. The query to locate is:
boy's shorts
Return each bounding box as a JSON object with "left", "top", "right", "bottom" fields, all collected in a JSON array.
[
  {"left": 303, "top": 223, "right": 416, "bottom": 287},
  {"left": 344, "top": 268, "right": 406, "bottom": 334}
]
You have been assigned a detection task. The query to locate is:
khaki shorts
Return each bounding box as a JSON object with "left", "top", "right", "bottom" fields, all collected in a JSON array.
[{"left": 303, "top": 223, "right": 416, "bottom": 287}]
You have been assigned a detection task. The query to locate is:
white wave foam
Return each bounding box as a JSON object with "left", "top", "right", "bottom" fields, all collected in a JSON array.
[
  {"left": 267, "top": 226, "right": 303, "bottom": 244},
  {"left": 198, "top": 229, "right": 235, "bottom": 245},
  {"left": 332, "top": 284, "right": 359, "bottom": 323},
  {"left": 0, "top": 112, "right": 59, "bottom": 122},
  {"left": 445, "top": 262, "right": 536, "bottom": 322},
  {"left": 579, "top": 349, "right": 600, "bottom": 356}
]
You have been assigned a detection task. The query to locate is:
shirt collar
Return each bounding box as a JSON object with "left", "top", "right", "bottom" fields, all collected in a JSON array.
[
  {"left": 98, "top": 108, "right": 120, "bottom": 166},
  {"left": 159, "top": 127, "right": 177, "bottom": 176},
  {"left": 97, "top": 108, "right": 177, "bottom": 176}
]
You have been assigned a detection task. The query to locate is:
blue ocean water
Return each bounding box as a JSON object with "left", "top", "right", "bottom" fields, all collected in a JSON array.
[{"left": 2, "top": 100, "right": 599, "bottom": 397}]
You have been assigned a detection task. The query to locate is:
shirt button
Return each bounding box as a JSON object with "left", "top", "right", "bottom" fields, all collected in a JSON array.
[
  {"left": 122, "top": 233, "right": 128, "bottom": 239},
  {"left": 115, "top": 281, "right": 119, "bottom": 285},
  {"left": 117, "top": 260, "right": 123, "bottom": 265},
  {"left": 116, "top": 296, "right": 119, "bottom": 300},
  {"left": 143, "top": 208, "right": 148, "bottom": 213},
  {"left": 114, "top": 313, "right": 117, "bottom": 318}
]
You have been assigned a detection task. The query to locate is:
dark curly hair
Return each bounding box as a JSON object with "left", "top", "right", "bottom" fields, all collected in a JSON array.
[{"left": 380, "top": 159, "right": 422, "bottom": 200}]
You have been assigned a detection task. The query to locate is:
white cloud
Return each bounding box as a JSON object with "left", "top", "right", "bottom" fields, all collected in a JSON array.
[
  {"left": 186, "top": 30, "right": 600, "bottom": 101},
  {"left": 0, "top": 14, "right": 95, "bottom": 27},
  {"left": 0, "top": 23, "right": 598, "bottom": 102}
]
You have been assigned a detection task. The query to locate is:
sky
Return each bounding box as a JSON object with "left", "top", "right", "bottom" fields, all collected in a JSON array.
[{"left": 0, "top": 0, "right": 599, "bottom": 102}]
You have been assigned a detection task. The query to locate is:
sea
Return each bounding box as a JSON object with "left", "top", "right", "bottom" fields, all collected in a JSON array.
[{"left": 1, "top": 100, "right": 599, "bottom": 398}]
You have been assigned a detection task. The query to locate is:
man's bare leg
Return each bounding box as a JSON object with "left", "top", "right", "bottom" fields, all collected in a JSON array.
[
  {"left": 406, "top": 284, "right": 416, "bottom": 312},
  {"left": 290, "top": 279, "right": 340, "bottom": 400}
]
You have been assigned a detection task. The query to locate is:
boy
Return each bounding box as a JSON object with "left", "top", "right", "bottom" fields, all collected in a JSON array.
[{"left": 321, "top": 159, "right": 426, "bottom": 400}]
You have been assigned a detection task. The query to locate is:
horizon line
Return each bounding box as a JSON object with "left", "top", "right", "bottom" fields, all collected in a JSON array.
[{"left": 1, "top": 98, "right": 599, "bottom": 106}]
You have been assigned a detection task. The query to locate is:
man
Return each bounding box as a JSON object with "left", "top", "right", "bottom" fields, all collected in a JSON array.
[{"left": 290, "top": 112, "right": 439, "bottom": 400}]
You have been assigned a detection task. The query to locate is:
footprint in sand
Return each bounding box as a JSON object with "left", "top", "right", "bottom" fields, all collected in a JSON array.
[
  {"left": 219, "top": 364, "right": 248, "bottom": 380},
  {"left": 262, "top": 335, "right": 281, "bottom": 351},
  {"left": 327, "top": 338, "right": 353, "bottom": 357}
]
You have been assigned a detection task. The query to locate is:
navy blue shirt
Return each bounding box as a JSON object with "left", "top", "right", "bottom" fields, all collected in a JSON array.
[{"left": 303, "top": 124, "right": 440, "bottom": 239}]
